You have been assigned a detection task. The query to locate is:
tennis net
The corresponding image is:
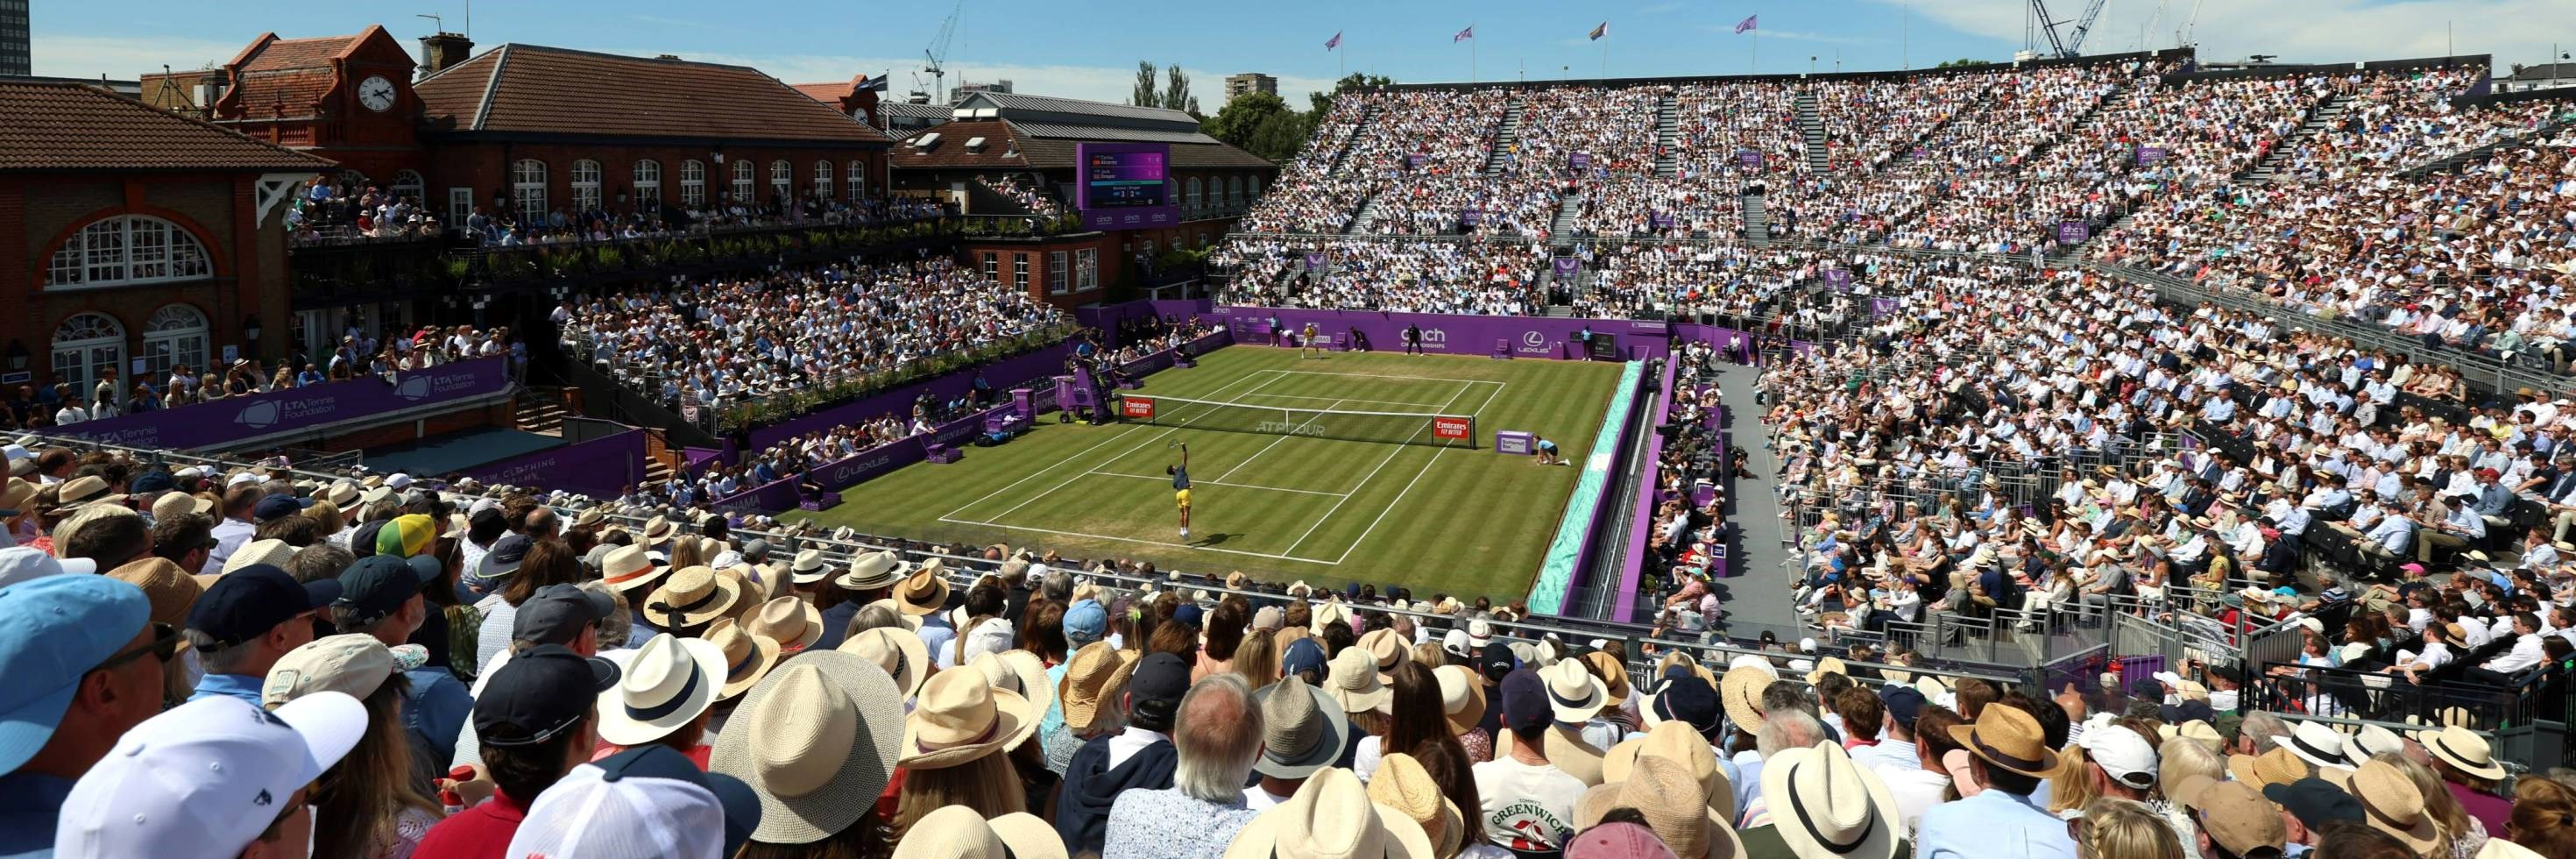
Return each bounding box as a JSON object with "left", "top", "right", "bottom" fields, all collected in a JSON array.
[{"left": 1117, "top": 394, "right": 1475, "bottom": 447}]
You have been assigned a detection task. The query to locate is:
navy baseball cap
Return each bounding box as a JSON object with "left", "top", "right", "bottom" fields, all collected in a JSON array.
[
  {"left": 128, "top": 471, "right": 174, "bottom": 496},
  {"left": 334, "top": 555, "right": 431, "bottom": 626},
  {"left": 1171, "top": 603, "right": 1204, "bottom": 629},
  {"left": 473, "top": 644, "right": 618, "bottom": 747},
  {"left": 251, "top": 493, "right": 310, "bottom": 522},
  {"left": 591, "top": 745, "right": 764, "bottom": 858},
  {"left": 187, "top": 564, "right": 341, "bottom": 649},
  {"left": 348, "top": 520, "right": 389, "bottom": 558},
  {"left": 1878, "top": 686, "right": 1927, "bottom": 731},
  {"left": 1480, "top": 642, "right": 1517, "bottom": 683},
  {"left": 1281, "top": 636, "right": 1328, "bottom": 678},
  {"left": 2263, "top": 777, "right": 2365, "bottom": 829},
  {"left": 1500, "top": 668, "right": 1552, "bottom": 733},
  {"left": 2162, "top": 699, "right": 2216, "bottom": 726},
  {"left": 510, "top": 584, "right": 616, "bottom": 646},
  {"left": 1650, "top": 673, "right": 1723, "bottom": 736},
  {"left": 1129, "top": 652, "right": 1193, "bottom": 708}
]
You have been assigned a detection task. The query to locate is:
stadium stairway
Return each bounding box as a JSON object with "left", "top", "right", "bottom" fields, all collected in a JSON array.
[
  {"left": 1344, "top": 191, "right": 1384, "bottom": 235},
  {"left": 512, "top": 388, "right": 575, "bottom": 437},
  {"left": 1709, "top": 360, "right": 1801, "bottom": 641},
  {"left": 1797, "top": 91, "right": 1828, "bottom": 173},
  {"left": 1549, "top": 193, "right": 1583, "bottom": 248},
  {"left": 1326, "top": 103, "right": 1378, "bottom": 175},
  {"left": 1742, "top": 192, "right": 1769, "bottom": 246},
  {"left": 1654, "top": 94, "right": 1681, "bottom": 178},
  {"left": 1485, "top": 96, "right": 1526, "bottom": 176},
  {"left": 2245, "top": 94, "right": 2352, "bottom": 184},
  {"left": 2027, "top": 80, "right": 2125, "bottom": 168}
]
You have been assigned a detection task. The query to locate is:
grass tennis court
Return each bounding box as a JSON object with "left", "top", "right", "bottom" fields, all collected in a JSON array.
[{"left": 787, "top": 346, "right": 1628, "bottom": 600}]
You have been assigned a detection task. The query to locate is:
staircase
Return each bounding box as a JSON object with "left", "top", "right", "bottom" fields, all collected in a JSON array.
[
  {"left": 1549, "top": 193, "right": 1583, "bottom": 247},
  {"left": 2244, "top": 95, "right": 2352, "bottom": 184},
  {"left": 1484, "top": 96, "right": 1526, "bottom": 176},
  {"left": 1797, "top": 91, "right": 1829, "bottom": 172},
  {"left": 1742, "top": 192, "right": 1771, "bottom": 246},
  {"left": 2025, "top": 82, "right": 2124, "bottom": 171},
  {"left": 513, "top": 389, "right": 575, "bottom": 437},
  {"left": 1326, "top": 104, "right": 1379, "bottom": 176},
  {"left": 1343, "top": 191, "right": 1384, "bottom": 235},
  {"left": 1654, "top": 94, "right": 1681, "bottom": 178}
]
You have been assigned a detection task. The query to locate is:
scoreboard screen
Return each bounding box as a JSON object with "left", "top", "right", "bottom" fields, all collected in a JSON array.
[{"left": 1075, "top": 143, "right": 1179, "bottom": 231}]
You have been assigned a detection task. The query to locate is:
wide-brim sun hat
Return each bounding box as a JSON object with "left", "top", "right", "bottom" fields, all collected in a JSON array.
[
  {"left": 1222, "top": 768, "right": 1431, "bottom": 859},
  {"left": 1544, "top": 657, "right": 1609, "bottom": 723},
  {"left": 1720, "top": 666, "right": 1773, "bottom": 734},
  {"left": 1252, "top": 676, "right": 1349, "bottom": 780},
  {"left": 967, "top": 650, "right": 1053, "bottom": 749},
  {"left": 643, "top": 565, "right": 741, "bottom": 628},
  {"left": 2353, "top": 758, "right": 2442, "bottom": 856},
  {"left": 837, "top": 626, "right": 930, "bottom": 700},
  {"left": 898, "top": 665, "right": 1034, "bottom": 770},
  {"left": 1434, "top": 664, "right": 1489, "bottom": 736},
  {"left": 1761, "top": 741, "right": 1900, "bottom": 859},
  {"left": 1603, "top": 720, "right": 1737, "bottom": 823},
  {"left": 1058, "top": 642, "right": 1138, "bottom": 735},
  {"left": 1946, "top": 702, "right": 2059, "bottom": 778},
  {"left": 704, "top": 618, "right": 782, "bottom": 700},
  {"left": 595, "top": 634, "right": 727, "bottom": 747},
  {"left": 707, "top": 652, "right": 903, "bottom": 845},
  {"left": 1326, "top": 646, "right": 1392, "bottom": 714},
  {"left": 1570, "top": 756, "right": 1743, "bottom": 859},
  {"left": 2410, "top": 724, "right": 2506, "bottom": 780}
]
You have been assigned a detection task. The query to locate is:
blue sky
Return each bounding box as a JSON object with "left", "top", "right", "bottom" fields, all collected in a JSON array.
[{"left": 31, "top": 0, "right": 2559, "bottom": 107}]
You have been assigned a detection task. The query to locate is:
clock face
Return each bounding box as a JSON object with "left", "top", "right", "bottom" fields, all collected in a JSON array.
[{"left": 357, "top": 75, "right": 396, "bottom": 112}]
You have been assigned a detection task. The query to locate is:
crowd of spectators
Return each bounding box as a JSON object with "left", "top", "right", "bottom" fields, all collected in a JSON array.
[
  {"left": 980, "top": 174, "right": 1068, "bottom": 216},
  {"left": 1359, "top": 174, "right": 1562, "bottom": 238},
  {"left": 1216, "top": 238, "right": 1550, "bottom": 316},
  {"left": 2, "top": 324, "right": 520, "bottom": 433},
  {"left": 286, "top": 177, "right": 442, "bottom": 245},
  {"left": 1499, "top": 87, "right": 1661, "bottom": 180},
  {"left": 1806, "top": 74, "right": 1997, "bottom": 173}
]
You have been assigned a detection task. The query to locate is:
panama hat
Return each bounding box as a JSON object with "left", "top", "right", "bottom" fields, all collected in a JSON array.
[
  {"left": 595, "top": 634, "right": 727, "bottom": 747},
  {"left": 599, "top": 544, "right": 666, "bottom": 593},
  {"left": 789, "top": 550, "right": 831, "bottom": 586},
  {"left": 1254, "top": 676, "right": 1350, "bottom": 780},
  {"left": 839, "top": 550, "right": 903, "bottom": 591},
  {"left": 708, "top": 653, "right": 904, "bottom": 845},
  {"left": 1947, "top": 703, "right": 2059, "bottom": 778},
  {"left": 1369, "top": 754, "right": 1465, "bottom": 859},
  {"left": 1603, "top": 721, "right": 1737, "bottom": 823},
  {"left": 1543, "top": 657, "right": 1609, "bottom": 723},
  {"left": 744, "top": 596, "right": 824, "bottom": 653},
  {"left": 1584, "top": 651, "right": 1633, "bottom": 706},
  {"left": 1359, "top": 628, "right": 1411, "bottom": 680},
  {"left": 968, "top": 650, "right": 1053, "bottom": 749},
  {"left": 704, "top": 618, "right": 781, "bottom": 700},
  {"left": 1721, "top": 665, "right": 1773, "bottom": 734},
  {"left": 1433, "top": 664, "right": 1489, "bottom": 736},
  {"left": 1803, "top": 657, "right": 1849, "bottom": 686},
  {"left": 1572, "top": 756, "right": 1743, "bottom": 859},
  {"left": 1327, "top": 646, "right": 1393, "bottom": 714},
  {"left": 899, "top": 665, "right": 1034, "bottom": 770},
  {"left": 221, "top": 538, "right": 297, "bottom": 576},
  {"left": 2343, "top": 724, "right": 2403, "bottom": 763},
  {"left": 1310, "top": 601, "right": 1354, "bottom": 635},
  {"left": 2158, "top": 720, "right": 2224, "bottom": 752},
  {"left": 2273, "top": 721, "right": 2359, "bottom": 770},
  {"left": 1058, "top": 642, "right": 1139, "bottom": 734},
  {"left": 837, "top": 626, "right": 930, "bottom": 700},
  {"left": 895, "top": 806, "right": 1067, "bottom": 859},
  {"left": 1763, "top": 741, "right": 1899, "bottom": 859},
  {"left": 2352, "top": 759, "right": 2442, "bottom": 855},
  {"left": 1222, "top": 768, "right": 1431, "bottom": 859},
  {"left": 2227, "top": 747, "right": 2309, "bottom": 789},
  {"left": 643, "top": 565, "right": 740, "bottom": 628},
  {"left": 640, "top": 515, "right": 676, "bottom": 543},
  {"left": 2411, "top": 724, "right": 2506, "bottom": 780},
  {"left": 893, "top": 564, "right": 950, "bottom": 615},
  {"left": 53, "top": 475, "right": 122, "bottom": 509}
]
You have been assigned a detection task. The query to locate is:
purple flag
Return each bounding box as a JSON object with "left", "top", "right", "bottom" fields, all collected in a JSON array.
[
  {"left": 1454, "top": 25, "right": 1475, "bottom": 42},
  {"left": 1326, "top": 32, "right": 1341, "bottom": 50},
  {"left": 1734, "top": 15, "right": 1758, "bottom": 33}
]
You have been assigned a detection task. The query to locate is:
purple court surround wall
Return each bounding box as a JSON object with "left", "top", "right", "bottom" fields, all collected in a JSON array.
[
  {"left": 1205, "top": 307, "right": 1751, "bottom": 361},
  {"left": 48, "top": 358, "right": 513, "bottom": 451},
  {"left": 463, "top": 430, "right": 653, "bottom": 499},
  {"left": 744, "top": 344, "right": 1076, "bottom": 451}
]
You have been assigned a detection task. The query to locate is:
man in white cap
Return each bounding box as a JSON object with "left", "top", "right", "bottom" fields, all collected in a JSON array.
[{"left": 51, "top": 692, "right": 366, "bottom": 859}]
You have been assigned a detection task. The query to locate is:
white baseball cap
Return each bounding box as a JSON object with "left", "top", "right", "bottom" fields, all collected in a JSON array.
[
  {"left": 506, "top": 750, "right": 729, "bottom": 859},
  {"left": 2076, "top": 715, "right": 2159, "bottom": 791},
  {"left": 385, "top": 473, "right": 414, "bottom": 490},
  {"left": 0, "top": 545, "right": 94, "bottom": 587},
  {"left": 53, "top": 692, "right": 367, "bottom": 859}
]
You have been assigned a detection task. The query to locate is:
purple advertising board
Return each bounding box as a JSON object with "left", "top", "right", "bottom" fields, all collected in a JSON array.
[
  {"left": 1821, "top": 268, "right": 1853, "bottom": 289},
  {"left": 1305, "top": 252, "right": 1326, "bottom": 271},
  {"left": 1553, "top": 257, "right": 1580, "bottom": 278},
  {"left": 50, "top": 358, "right": 511, "bottom": 451},
  {"left": 1738, "top": 150, "right": 1763, "bottom": 170},
  {"left": 2136, "top": 146, "right": 2167, "bottom": 167},
  {"left": 1459, "top": 209, "right": 1483, "bottom": 228},
  {"left": 1610, "top": 357, "right": 1681, "bottom": 622},
  {"left": 1650, "top": 212, "right": 1674, "bottom": 230},
  {"left": 745, "top": 344, "right": 1074, "bottom": 451},
  {"left": 1210, "top": 308, "right": 1721, "bottom": 362},
  {"left": 1407, "top": 153, "right": 1427, "bottom": 169},
  {"left": 1075, "top": 142, "right": 1178, "bottom": 231},
  {"left": 1569, "top": 152, "right": 1591, "bottom": 170},
  {"left": 2056, "top": 220, "right": 2091, "bottom": 245},
  {"left": 464, "top": 430, "right": 651, "bottom": 499}
]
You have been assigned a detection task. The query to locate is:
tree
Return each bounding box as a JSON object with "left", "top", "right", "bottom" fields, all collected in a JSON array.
[
  {"left": 1246, "top": 110, "right": 1313, "bottom": 162},
  {"left": 1161, "top": 64, "right": 1199, "bottom": 116},
  {"left": 1936, "top": 58, "right": 1991, "bottom": 68},
  {"left": 1202, "top": 91, "right": 1308, "bottom": 161},
  {"left": 1130, "top": 61, "right": 1159, "bottom": 107},
  {"left": 1308, "top": 72, "right": 1394, "bottom": 116}
]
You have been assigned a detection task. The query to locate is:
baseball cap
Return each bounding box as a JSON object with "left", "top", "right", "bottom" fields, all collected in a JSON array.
[
  {"left": 251, "top": 493, "right": 308, "bottom": 522},
  {"left": 1479, "top": 642, "right": 1517, "bottom": 683},
  {"left": 506, "top": 745, "right": 751, "bottom": 859},
  {"left": 186, "top": 564, "right": 342, "bottom": 650},
  {"left": 333, "top": 555, "right": 431, "bottom": 626},
  {"left": 2262, "top": 777, "right": 2365, "bottom": 830},
  {"left": 478, "top": 534, "right": 534, "bottom": 579},
  {"left": 260, "top": 634, "right": 425, "bottom": 706},
  {"left": 0, "top": 575, "right": 150, "bottom": 774},
  {"left": 2076, "top": 719, "right": 2159, "bottom": 791},
  {"left": 53, "top": 692, "right": 366, "bottom": 859},
  {"left": 374, "top": 515, "right": 435, "bottom": 558},
  {"left": 0, "top": 545, "right": 95, "bottom": 587},
  {"left": 1129, "top": 651, "right": 1192, "bottom": 710},
  {"left": 1878, "top": 686, "right": 1927, "bottom": 732},
  {"left": 1500, "top": 668, "right": 1552, "bottom": 733},
  {"left": 1171, "top": 602, "right": 1204, "bottom": 629},
  {"left": 2175, "top": 775, "right": 2287, "bottom": 856},
  {"left": 1281, "top": 636, "right": 1328, "bottom": 678},
  {"left": 1442, "top": 628, "right": 1472, "bottom": 658},
  {"left": 511, "top": 583, "right": 617, "bottom": 646},
  {"left": 1063, "top": 599, "right": 1108, "bottom": 644},
  {"left": 473, "top": 643, "right": 619, "bottom": 747}
]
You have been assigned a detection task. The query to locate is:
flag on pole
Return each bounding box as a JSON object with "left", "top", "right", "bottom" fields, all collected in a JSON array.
[
  {"left": 1326, "top": 31, "right": 1341, "bottom": 50},
  {"left": 1734, "top": 15, "right": 1758, "bottom": 33},
  {"left": 1454, "top": 25, "right": 1475, "bottom": 42},
  {"left": 1588, "top": 22, "right": 1608, "bottom": 40},
  {"left": 856, "top": 74, "right": 889, "bottom": 92}
]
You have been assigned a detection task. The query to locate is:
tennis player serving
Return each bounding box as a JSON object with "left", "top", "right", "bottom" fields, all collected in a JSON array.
[{"left": 1168, "top": 442, "right": 1192, "bottom": 538}]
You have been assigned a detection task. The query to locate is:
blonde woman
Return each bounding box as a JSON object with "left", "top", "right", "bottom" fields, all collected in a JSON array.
[
  {"left": 2076, "top": 798, "right": 2184, "bottom": 859},
  {"left": 2374, "top": 753, "right": 2482, "bottom": 859},
  {"left": 1232, "top": 629, "right": 1280, "bottom": 691},
  {"left": 2155, "top": 735, "right": 2226, "bottom": 858},
  {"left": 304, "top": 500, "right": 346, "bottom": 537},
  {"left": 266, "top": 637, "right": 443, "bottom": 859}
]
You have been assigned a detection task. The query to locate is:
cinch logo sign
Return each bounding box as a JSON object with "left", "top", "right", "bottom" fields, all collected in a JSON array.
[
  {"left": 1433, "top": 417, "right": 1472, "bottom": 440},
  {"left": 1419, "top": 329, "right": 1447, "bottom": 344},
  {"left": 1121, "top": 398, "right": 1157, "bottom": 419}
]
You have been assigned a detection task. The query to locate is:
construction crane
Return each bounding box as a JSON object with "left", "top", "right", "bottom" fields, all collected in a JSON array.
[
  {"left": 2028, "top": 0, "right": 2111, "bottom": 59},
  {"left": 918, "top": 0, "right": 965, "bottom": 104}
]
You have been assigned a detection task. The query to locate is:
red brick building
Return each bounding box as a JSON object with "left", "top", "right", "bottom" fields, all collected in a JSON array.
[
  {"left": 211, "top": 26, "right": 424, "bottom": 182},
  {"left": 0, "top": 81, "right": 332, "bottom": 396}
]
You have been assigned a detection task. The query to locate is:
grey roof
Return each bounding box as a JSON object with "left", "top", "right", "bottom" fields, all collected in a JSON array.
[
  {"left": 881, "top": 102, "right": 952, "bottom": 118},
  {"left": 957, "top": 90, "right": 1199, "bottom": 127},
  {"left": 1010, "top": 121, "right": 1222, "bottom": 146},
  {"left": 2503, "top": 63, "right": 2576, "bottom": 82}
]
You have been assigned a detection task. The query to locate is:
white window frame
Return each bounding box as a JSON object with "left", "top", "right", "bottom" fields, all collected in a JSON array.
[
  {"left": 1049, "top": 251, "right": 1068, "bottom": 295},
  {"left": 769, "top": 160, "right": 792, "bottom": 202},
  {"left": 50, "top": 312, "right": 124, "bottom": 394},
  {"left": 141, "top": 303, "right": 209, "bottom": 380},
  {"left": 1076, "top": 247, "right": 1099, "bottom": 293},
  {"left": 570, "top": 159, "right": 603, "bottom": 211},
  {"left": 448, "top": 188, "right": 473, "bottom": 231},
  {"left": 43, "top": 216, "right": 212, "bottom": 291},
  {"left": 731, "top": 160, "right": 754, "bottom": 202},
  {"left": 392, "top": 169, "right": 426, "bottom": 202},
  {"left": 813, "top": 160, "right": 833, "bottom": 200},
  {"left": 680, "top": 160, "right": 706, "bottom": 207},
  {"left": 1186, "top": 177, "right": 1203, "bottom": 210},
  {"left": 511, "top": 159, "right": 548, "bottom": 216},
  {"left": 1013, "top": 255, "right": 1029, "bottom": 293},
  {"left": 982, "top": 252, "right": 998, "bottom": 280},
  {"left": 633, "top": 160, "right": 662, "bottom": 209},
  {"left": 847, "top": 160, "right": 865, "bottom": 200}
]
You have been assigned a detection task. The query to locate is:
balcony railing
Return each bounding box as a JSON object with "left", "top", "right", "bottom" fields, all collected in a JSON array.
[{"left": 287, "top": 217, "right": 965, "bottom": 302}]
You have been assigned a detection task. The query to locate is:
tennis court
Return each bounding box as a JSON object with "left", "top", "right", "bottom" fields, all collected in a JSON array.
[{"left": 789, "top": 345, "right": 1627, "bottom": 598}]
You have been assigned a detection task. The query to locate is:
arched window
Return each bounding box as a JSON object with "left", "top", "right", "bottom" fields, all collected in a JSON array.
[
  {"left": 570, "top": 160, "right": 602, "bottom": 211},
  {"left": 1250, "top": 175, "right": 1263, "bottom": 198},
  {"left": 141, "top": 304, "right": 208, "bottom": 380},
  {"left": 511, "top": 159, "right": 548, "bottom": 215},
  {"left": 730, "top": 160, "right": 754, "bottom": 203},
  {"left": 769, "top": 160, "right": 792, "bottom": 202},
  {"left": 1185, "top": 177, "right": 1203, "bottom": 210},
  {"left": 392, "top": 169, "right": 425, "bottom": 202},
  {"left": 50, "top": 312, "right": 124, "bottom": 394},
  {"left": 847, "top": 160, "right": 865, "bottom": 201},
  {"left": 1228, "top": 175, "right": 1243, "bottom": 208},
  {"left": 680, "top": 160, "right": 706, "bottom": 207},
  {"left": 633, "top": 160, "right": 662, "bottom": 209},
  {"left": 813, "top": 160, "right": 832, "bottom": 200},
  {"left": 44, "top": 216, "right": 213, "bottom": 290}
]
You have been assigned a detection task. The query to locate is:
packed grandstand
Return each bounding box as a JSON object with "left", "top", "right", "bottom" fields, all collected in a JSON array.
[{"left": 6, "top": 39, "right": 2576, "bottom": 859}]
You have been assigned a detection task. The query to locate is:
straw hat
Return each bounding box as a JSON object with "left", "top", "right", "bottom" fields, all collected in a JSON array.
[
  {"left": 2343, "top": 724, "right": 2404, "bottom": 763},
  {"left": 837, "top": 626, "right": 930, "bottom": 699},
  {"left": 1583, "top": 651, "right": 1632, "bottom": 706},
  {"left": 1572, "top": 756, "right": 1742, "bottom": 859},
  {"left": 1762, "top": 741, "right": 1899, "bottom": 859},
  {"left": 2157, "top": 720, "right": 2223, "bottom": 752},
  {"left": 643, "top": 565, "right": 740, "bottom": 628},
  {"left": 1222, "top": 768, "right": 1431, "bottom": 859},
  {"left": 1947, "top": 703, "right": 2059, "bottom": 778},
  {"left": 1254, "top": 676, "right": 1350, "bottom": 780},
  {"left": 895, "top": 806, "right": 1066, "bottom": 859},
  {"left": 2352, "top": 759, "right": 2442, "bottom": 855},
  {"left": 1369, "top": 754, "right": 1464, "bottom": 859},
  {"left": 1310, "top": 601, "right": 1353, "bottom": 635},
  {"left": 1543, "top": 658, "right": 1609, "bottom": 723},
  {"left": 1358, "top": 628, "right": 1411, "bottom": 680},
  {"left": 704, "top": 618, "right": 781, "bottom": 700},
  {"left": 2411, "top": 724, "right": 2505, "bottom": 780},
  {"left": 745, "top": 596, "right": 824, "bottom": 652},
  {"left": 595, "top": 634, "right": 727, "bottom": 747},
  {"left": 221, "top": 538, "right": 296, "bottom": 575},
  {"left": 899, "top": 665, "right": 1034, "bottom": 770},
  {"left": 1802, "top": 657, "right": 1849, "bottom": 687},
  {"left": 640, "top": 515, "right": 676, "bottom": 543},
  {"left": 968, "top": 650, "right": 1053, "bottom": 748},
  {"left": 2273, "top": 721, "right": 2358, "bottom": 770},
  {"left": 839, "top": 550, "right": 903, "bottom": 591},
  {"left": 788, "top": 550, "right": 831, "bottom": 586},
  {"left": 106, "top": 557, "right": 209, "bottom": 628},
  {"left": 1720, "top": 666, "right": 1773, "bottom": 734},
  {"left": 1433, "top": 664, "right": 1489, "bottom": 736},
  {"left": 707, "top": 654, "right": 904, "bottom": 845},
  {"left": 1058, "top": 642, "right": 1138, "bottom": 734},
  {"left": 1603, "top": 721, "right": 1737, "bottom": 823},
  {"left": 599, "top": 544, "right": 665, "bottom": 593},
  {"left": 893, "top": 563, "right": 950, "bottom": 615},
  {"left": 2226, "top": 747, "right": 2308, "bottom": 790},
  {"left": 1326, "top": 646, "right": 1392, "bottom": 714}
]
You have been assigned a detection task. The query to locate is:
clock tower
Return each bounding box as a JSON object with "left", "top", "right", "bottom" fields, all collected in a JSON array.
[{"left": 210, "top": 25, "right": 423, "bottom": 186}]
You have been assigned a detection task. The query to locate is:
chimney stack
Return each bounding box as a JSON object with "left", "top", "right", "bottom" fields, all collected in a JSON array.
[{"left": 418, "top": 32, "right": 475, "bottom": 77}]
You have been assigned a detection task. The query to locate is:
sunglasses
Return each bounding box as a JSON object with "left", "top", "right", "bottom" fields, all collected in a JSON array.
[{"left": 96, "top": 622, "right": 183, "bottom": 672}]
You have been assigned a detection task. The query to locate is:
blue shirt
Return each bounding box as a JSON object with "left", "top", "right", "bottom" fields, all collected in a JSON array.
[
  {"left": 1914, "top": 789, "right": 2077, "bottom": 859},
  {"left": 188, "top": 672, "right": 265, "bottom": 706},
  {"left": 0, "top": 771, "right": 75, "bottom": 858},
  {"left": 402, "top": 666, "right": 473, "bottom": 776},
  {"left": 1171, "top": 465, "right": 1189, "bottom": 490}
]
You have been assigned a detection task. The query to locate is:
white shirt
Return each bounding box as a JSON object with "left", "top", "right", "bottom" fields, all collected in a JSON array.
[
  {"left": 1472, "top": 757, "right": 1587, "bottom": 850},
  {"left": 2484, "top": 633, "right": 2546, "bottom": 675},
  {"left": 1107, "top": 725, "right": 1172, "bottom": 770},
  {"left": 1879, "top": 763, "right": 1953, "bottom": 842}
]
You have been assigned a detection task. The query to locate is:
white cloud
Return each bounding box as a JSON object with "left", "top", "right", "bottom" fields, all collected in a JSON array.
[
  {"left": 32, "top": 34, "right": 244, "bottom": 79},
  {"left": 1869, "top": 0, "right": 2558, "bottom": 69}
]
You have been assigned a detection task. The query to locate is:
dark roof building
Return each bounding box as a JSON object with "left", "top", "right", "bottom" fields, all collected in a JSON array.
[{"left": 414, "top": 45, "right": 888, "bottom": 144}]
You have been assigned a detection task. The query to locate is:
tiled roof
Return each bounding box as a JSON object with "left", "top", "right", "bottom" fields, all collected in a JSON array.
[
  {"left": 0, "top": 82, "right": 336, "bottom": 172},
  {"left": 414, "top": 45, "right": 890, "bottom": 144},
  {"left": 793, "top": 81, "right": 854, "bottom": 103},
  {"left": 881, "top": 103, "right": 952, "bottom": 119},
  {"left": 223, "top": 32, "right": 360, "bottom": 119},
  {"left": 891, "top": 119, "right": 1271, "bottom": 171}
]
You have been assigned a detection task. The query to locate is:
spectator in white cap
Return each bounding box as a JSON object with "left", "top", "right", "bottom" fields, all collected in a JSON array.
[
  {"left": 506, "top": 745, "right": 763, "bottom": 859},
  {"left": 51, "top": 692, "right": 366, "bottom": 859},
  {"left": 260, "top": 634, "right": 442, "bottom": 858},
  {"left": 0, "top": 576, "right": 169, "bottom": 855},
  {"left": 0, "top": 544, "right": 93, "bottom": 587},
  {"left": 2049, "top": 716, "right": 2159, "bottom": 820}
]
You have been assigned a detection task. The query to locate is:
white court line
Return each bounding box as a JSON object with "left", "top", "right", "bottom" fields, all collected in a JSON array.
[
  {"left": 1279, "top": 380, "right": 1479, "bottom": 557},
  {"left": 1331, "top": 380, "right": 1511, "bottom": 564},
  {"left": 935, "top": 515, "right": 1342, "bottom": 564},
  {"left": 1233, "top": 393, "right": 1457, "bottom": 409},
  {"left": 1266, "top": 370, "right": 1514, "bottom": 386},
  {"left": 1214, "top": 395, "right": 1348, "bottom": 483},
  {"left": 1086, "top": 470, "right": 1349, "bottom": 498},
  {"left": 940, "top": 369, "right": 1279, "bottom": 522}
]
